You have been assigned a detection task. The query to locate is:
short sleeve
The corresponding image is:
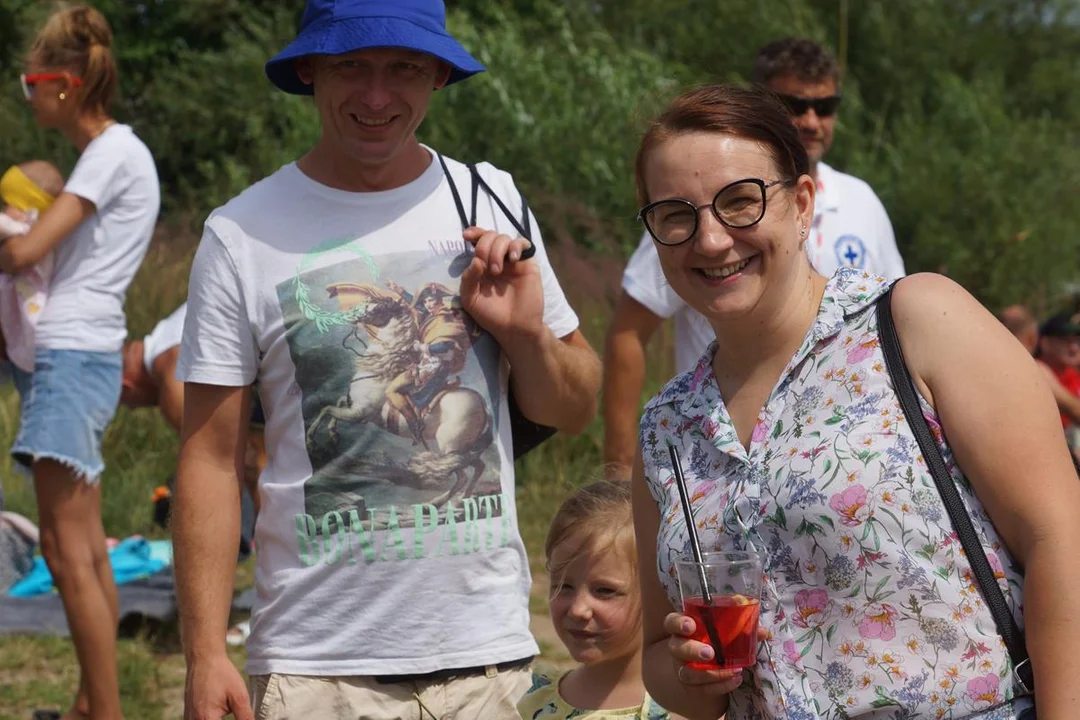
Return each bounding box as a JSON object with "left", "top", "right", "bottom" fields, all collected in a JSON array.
[
  {"left": 516, "top": 665, "right": 563, "bottom": 719},
  {"left": 621, "top": 232, "right": 686, "bottom": 319},
  {"left": 64, "top": 133, "right": 128, "bottom": 210},
  {"left": 529, "top": 206, "right": 580, "bottom": 339},
  {"left": 176, "top": 220, "right": 258, "bottom": 386}
]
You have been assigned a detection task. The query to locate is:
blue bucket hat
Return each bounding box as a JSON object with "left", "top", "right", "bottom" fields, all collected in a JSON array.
[{"left": 265, "top": 0, "right": 485, "bottom": 95}]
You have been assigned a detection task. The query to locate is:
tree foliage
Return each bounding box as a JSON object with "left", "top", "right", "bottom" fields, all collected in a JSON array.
[{"left": 0, "top": 0, "right": 1078, "bottom": 310}]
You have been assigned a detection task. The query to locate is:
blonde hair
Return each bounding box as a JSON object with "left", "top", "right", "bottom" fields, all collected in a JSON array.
[
  {"left": 545, "top": 478, "right": 638, "bottom": 586},
  {"left": 19, "top": 160, "right": 65, "bottom": 198},
  {"left": 30, "top": 4, "right": 118, "bottom": 114}
]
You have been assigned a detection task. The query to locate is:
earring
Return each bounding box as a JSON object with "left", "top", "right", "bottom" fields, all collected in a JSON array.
[
  {"left": 58, "top": 92, "right": 66, "bottom": 100},
  {"left": 799, "top": 227, "right": 806, "bottom": 237}
]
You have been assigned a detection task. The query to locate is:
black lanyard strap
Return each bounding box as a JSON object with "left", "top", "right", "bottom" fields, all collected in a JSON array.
[{"left": 436, "top": 152, "right": 536, "bottom": 260}]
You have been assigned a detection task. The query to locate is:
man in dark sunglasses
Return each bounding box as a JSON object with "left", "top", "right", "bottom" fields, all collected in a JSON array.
[
  {"left": 753, "top": 37, "right": 843, "bottom": 178},
  {"left": 603, "top": 37, "right": 906, "bottom": 476}
]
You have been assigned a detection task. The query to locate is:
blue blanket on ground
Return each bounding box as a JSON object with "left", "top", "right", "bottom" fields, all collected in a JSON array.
[
  {"left": 7, "top": 537, "right": 172, "bottom": 598},
  {"left": 0, "top": 571, "right": 255, "bottom": 637}
]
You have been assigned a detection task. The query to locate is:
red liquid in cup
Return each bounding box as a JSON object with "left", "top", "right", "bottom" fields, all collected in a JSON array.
[{"left": 683, "top": 594, "right": 760, "bottom": 671}]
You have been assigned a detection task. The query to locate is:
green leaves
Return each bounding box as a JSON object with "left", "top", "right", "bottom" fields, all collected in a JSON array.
[{"left": 1, "top": 0, "right": 1078, "bottom": 309}]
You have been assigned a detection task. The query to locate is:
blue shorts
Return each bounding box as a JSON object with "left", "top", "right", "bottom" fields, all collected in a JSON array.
[{"left": 11, "top": 348, "right": 122, "bottom": 484}]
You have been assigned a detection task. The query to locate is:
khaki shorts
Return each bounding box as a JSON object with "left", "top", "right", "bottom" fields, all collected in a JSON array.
[{"left": 250, "top": 665, "right": 530, "bottom": 720}]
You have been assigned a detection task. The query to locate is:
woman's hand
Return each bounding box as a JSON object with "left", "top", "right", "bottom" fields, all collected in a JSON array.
[{"left": 664, "top": 612, "right": 760, "bottom": 697}]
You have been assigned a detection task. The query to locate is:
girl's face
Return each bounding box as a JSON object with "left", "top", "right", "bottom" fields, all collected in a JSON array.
[
  {"left": 641, "top": 131, "right": 815, "bottom": 323},
  {"left": 548, "top": 532, "right": 641, "bottom": 665}
]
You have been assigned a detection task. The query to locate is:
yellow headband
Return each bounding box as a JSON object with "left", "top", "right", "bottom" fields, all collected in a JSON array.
[{"left": 0, "top": 165, "right": 56, "bottom": 213}]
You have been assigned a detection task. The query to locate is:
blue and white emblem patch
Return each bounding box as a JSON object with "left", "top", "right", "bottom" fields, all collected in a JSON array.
[{"left": 834, "top": 235, "right": 867, "bottom": 269}]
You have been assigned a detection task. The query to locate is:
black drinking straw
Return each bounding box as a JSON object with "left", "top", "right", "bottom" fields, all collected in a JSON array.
[{"left": 668, "top": 443, "right": 725, "bottom": 666}]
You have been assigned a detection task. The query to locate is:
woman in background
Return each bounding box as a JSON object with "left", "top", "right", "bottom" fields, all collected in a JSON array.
[{"left": 6, "top": 5, "right": 160, "bottom": 718}]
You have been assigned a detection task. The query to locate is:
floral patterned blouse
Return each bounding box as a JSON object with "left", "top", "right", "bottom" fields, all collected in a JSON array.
[{"left": 640, "top": 269, "right": 1031, "bottom": 720}]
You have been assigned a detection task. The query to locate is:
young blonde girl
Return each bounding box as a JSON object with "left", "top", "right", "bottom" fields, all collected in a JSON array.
[{"left": 519, "top": 479, "right": 675, "bottom": 720}]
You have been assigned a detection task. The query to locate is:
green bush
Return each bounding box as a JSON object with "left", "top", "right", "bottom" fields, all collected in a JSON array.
[{"left": 424, "top": 3, "right": 689, "bottom": 250}]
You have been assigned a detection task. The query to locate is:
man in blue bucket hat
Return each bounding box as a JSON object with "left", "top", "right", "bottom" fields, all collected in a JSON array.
[{"left": 172, "top": 1, "right": 601, "bottom": 717}]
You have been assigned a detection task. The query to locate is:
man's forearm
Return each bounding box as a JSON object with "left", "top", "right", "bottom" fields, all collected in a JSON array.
[
  {"left": 502, "top": 328, "right": 600, "bottom": 435},
  {"left": 174, "top": 456, "right": 243, "bottom": 661},
  {"left": 602, "top": 328, "right": 649, "bottom": 473}
]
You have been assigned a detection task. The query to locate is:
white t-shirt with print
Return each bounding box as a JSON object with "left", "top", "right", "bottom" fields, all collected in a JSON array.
[
  {"left": 143, "top": 302, "right": 186, "bottom": 372},
  {"left": 621, "top": 161, "right": 903, "bottom": 373},
  {"left": 177, "top": 151, "right": 578, "bottom": 677},
  {"left": 35, "top": 124, "right": 160, "bottom": 353}
]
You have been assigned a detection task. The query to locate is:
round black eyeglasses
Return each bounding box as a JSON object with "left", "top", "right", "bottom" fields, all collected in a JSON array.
[{"left": 637, "top": 177, "right": 797, "bottom": 246}]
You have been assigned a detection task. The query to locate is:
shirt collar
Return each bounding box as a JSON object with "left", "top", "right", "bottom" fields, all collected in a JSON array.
[{"left": 648, "top": 270, "right": 893, "bottom": 425}]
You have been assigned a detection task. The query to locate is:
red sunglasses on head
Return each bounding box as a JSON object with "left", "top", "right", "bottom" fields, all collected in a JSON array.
[{"left": 20, "top": 72, "right": 82, "bottom": 100}]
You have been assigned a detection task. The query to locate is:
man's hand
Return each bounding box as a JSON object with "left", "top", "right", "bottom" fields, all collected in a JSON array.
[
  {"left": 459, "top": 226, "right": 544, "bottom": 343},
  {"left": 184, "top": 653, "right": 253, "bottom": 720}
]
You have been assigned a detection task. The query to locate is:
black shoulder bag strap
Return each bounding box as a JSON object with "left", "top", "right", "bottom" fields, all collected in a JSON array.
[
  {"left": 876, "top": 282, "right": 1034, "bottom": 696},
  {"left": 436, "top": 153, "right": 554, "bottom": 460}
]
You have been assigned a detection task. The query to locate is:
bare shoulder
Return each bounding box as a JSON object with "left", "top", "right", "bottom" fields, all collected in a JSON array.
[
  {"left": 889, "top": 272, "right": 987, "bottom": 331},
  {"left": 889, "top": 273, "right": 1035, "bottom": 398}
]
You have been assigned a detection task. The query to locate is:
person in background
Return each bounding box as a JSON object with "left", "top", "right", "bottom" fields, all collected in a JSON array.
[
  {"left": 603, "top": 37, "right": 904, "bottom": 476},
  {"left": 172, "top": 1, "right": 600, "bottom": 718},
  {"left": 631, "top": 83, "right": 1080, "bottom": 719},
  {"left": 119, "top": 301, "right": 264, "bottom": 547},
  {"left": 1000, "top": 305, "right": 1080, "bottom": 440},
  {"left": 999, "top": 305, "right": 1040, "bottom": 356},
  {"left": 1033, "top": 313, "right": 1080, "bottom": 458},
  {"left": 120, "top": 302, "right": 188, "bottom": 434},
  {"left": 4, "top": 6, "right": 161, "bottom": 719},
  {"left": 518, "top": 478, "right": 676, "bottom": 720},
  {"left": 0, "top": 161, "right": 65, "bottom": 375}
]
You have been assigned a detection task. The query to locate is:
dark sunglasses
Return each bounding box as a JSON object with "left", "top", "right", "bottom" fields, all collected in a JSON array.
[{"left": 777, "top": 93, "right": 842, "bottom": 118}]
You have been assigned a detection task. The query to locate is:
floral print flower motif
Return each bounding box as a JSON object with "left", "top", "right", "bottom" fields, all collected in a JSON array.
[
  {"left": 783, "top": 638, "right": 803, "bottom": 668},
  {"left": 858, "top": 603, "right": 899, "bottom": 641},
  {"left": 828, "top": 484, "right": 871, "bottom": 527},
  {"left": 793, "top": 588, "right": 830, "bottom": 628},
  {"left": 842, "top": 334, "right": 876, "bottom": 367},
  {"left": 639, "top": 268, "right": 1025, "bottom": 720},
  {"left": 824, "top": 554, "right": 857, "bottom": 591},
  {"left": 823, "top": 661, "right": 855, "bottom": 698},
  {"left": 964, "top": 673, "right": 1002, "bottom": 710},
  {"left": 920, "top": 617, "right": 960, "bottom": 652}
]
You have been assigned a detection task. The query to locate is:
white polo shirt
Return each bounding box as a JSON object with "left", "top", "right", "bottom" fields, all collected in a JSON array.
[{"left": 621, "top": 161, "right": 904, "bottom": 373}]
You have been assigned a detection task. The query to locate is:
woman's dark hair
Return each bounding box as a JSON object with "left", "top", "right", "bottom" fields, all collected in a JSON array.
[
  {"left": 635, "top": 84, "right": 810, "bottom": 205},
  {"left": 30, "top": 4, "right": 118, "bottom": 115}
]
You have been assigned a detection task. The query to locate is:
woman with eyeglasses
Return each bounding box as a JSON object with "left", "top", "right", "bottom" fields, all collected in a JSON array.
[
  {"left": 630, "top": 84, "right": 1080, "bottom": 720},
  {"left": 6, "top": 5, "right": 159, "bottom": 719}
]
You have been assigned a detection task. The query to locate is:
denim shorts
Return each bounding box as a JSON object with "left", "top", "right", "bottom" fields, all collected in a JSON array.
[{"left": 10, "top": 348, "right": 122, "bottom": 484}]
